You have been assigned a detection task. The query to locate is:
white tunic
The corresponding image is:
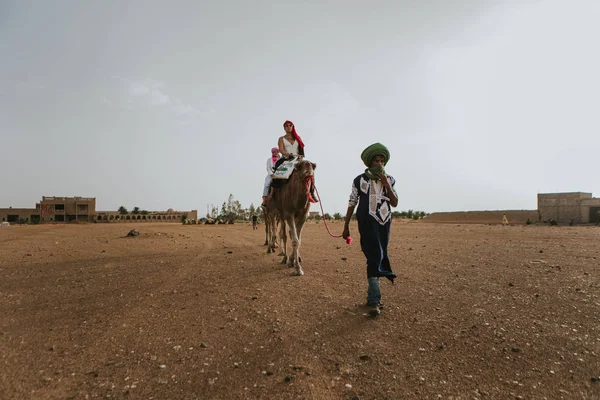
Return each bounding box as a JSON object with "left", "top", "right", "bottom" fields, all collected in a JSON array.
[
  {"left": 266, "top": 157, "right": 276, "bottom": 175},
  {"left": 282, "top": 137, "right": 299, "bottom": 156}
]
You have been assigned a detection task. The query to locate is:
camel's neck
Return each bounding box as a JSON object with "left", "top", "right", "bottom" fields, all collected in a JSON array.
[
  {"left": 295, "top": 177, "right": 311, "bottom": 205},
  {"left": 285, "top": 174, "right": 310, "bottom": 210}
]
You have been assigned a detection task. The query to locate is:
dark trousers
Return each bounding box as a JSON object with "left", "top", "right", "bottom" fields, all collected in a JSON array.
[{"left": 358, "top": 218, "right": 395, "bottom": 281}]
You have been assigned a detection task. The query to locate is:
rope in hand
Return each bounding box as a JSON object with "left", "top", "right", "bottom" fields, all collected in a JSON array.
[{"left": 313, "top": 185, "right": 353, "bottom": 244}]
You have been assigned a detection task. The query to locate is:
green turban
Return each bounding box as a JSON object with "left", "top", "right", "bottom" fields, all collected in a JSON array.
[
  {"left": 361, "top": 143, "right": 390, "bottom": 167},
  {"left": 361, "top": 143, "right": 390, "bottom": 180}
]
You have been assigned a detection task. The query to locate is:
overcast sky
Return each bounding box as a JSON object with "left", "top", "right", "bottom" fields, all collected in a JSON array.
[{"left": 1, "top": 0, "right": 599, "bottom": 215}]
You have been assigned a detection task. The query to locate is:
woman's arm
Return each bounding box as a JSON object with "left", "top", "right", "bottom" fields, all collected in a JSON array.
[{"left": 278, "top": 137, "right": 289, "bottom": 158}]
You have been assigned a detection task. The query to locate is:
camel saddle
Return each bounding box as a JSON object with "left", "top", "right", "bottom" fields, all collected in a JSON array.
[{"left": 271, "top": 157, "right": 300, "bottom": 180}]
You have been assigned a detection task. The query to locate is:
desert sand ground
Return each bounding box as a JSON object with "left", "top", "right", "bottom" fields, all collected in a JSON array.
[
  {"left": 1, "top": 220, "right": 599, "bottom": 400},
  {"left": 423, "top": 210, "right": 539, "bottom": 225}
]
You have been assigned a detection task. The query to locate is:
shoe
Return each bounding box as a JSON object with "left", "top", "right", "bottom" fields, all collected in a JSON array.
[{"left": 368, "top": 305, "right": 381, "bottom": 317}]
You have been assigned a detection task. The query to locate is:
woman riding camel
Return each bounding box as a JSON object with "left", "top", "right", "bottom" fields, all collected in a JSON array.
[
  {"left": 278, "top": 120, "right": 305, "bottom": 159},
  {"left": 265, "top": 120, "right": 316, "bottom": 205}
]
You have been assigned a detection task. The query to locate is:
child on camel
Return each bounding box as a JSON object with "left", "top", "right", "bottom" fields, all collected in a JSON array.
[
  {"left": 343, "top": 143, "right": 398, "bottom": 317},
  {"left": 262, "top": 147, "right": 280, "bottom": 207}
]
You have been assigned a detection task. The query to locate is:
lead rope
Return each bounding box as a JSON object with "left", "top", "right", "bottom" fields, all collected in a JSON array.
[
  {"left": 305, "top": 176, "right": 318, "bottom": 204},
  {"left": 312, "top": 185, "right": 353, "bottom": 244}
]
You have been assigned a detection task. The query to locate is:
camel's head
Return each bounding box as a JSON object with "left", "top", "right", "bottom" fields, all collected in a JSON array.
[{"left": 294, "top": 159, "right": 316, "bottom": 178}]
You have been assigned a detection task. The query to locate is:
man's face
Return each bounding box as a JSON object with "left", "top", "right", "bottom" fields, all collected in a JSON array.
[{"left": 371, "top": 155, "right": 386, "bottom": 167}]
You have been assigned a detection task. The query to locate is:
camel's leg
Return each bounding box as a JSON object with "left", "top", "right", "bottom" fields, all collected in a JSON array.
[
  {"left": 291, "top": 214, "right": 307, "bottom": 273},
  {"left": 287, "top": 226, "right": 294, "bottom": 268},
  {"left": 286, "top": 216, "right": 302, "bottom": 276},
  {"left": 264, "top": 219, "right": 269, "bottom": 246},
  {"left": 279, "top": 219, "right": 288, "bottom": 265},
  {"left": 273, "top": 217, "right": 280, "bottom": 249},
  {"left": 294, "top": 214, "right": 306, "bottom": 270},
  {"left": 266, "top": 214, "right": 278, "bottom": 254},
  {"left": 273, "top": 218, "right": 281, "bottom": 254},
  {"left": 265, "top": 215, "right": 272, "bottom": 253},
  {"left": 265, "top": 215, "right": 271, "bottom": 250},
  {"left": 277, "top": 219, "right": 285, "bottom": 256}
]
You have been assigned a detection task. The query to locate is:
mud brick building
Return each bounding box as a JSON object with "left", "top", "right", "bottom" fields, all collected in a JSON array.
[
  {"left": 95, "top": 209, "right": 198, "bottom": 222},
  {"left": 0, "top": 196, "right": 96, "bottom": 223},
  {"left": 537, "top": 192, "right": 600, "bottom": 224},
  {"left": 1, "top": 197, "right": 197, "bottom": 224}
]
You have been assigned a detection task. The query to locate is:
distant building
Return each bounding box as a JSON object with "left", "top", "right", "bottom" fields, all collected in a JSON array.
[
  {"left": 0, "top": 196, "right": 96, "bottom": 223},
  {"left": 95, "top": 209, "right": 198, "bottom": 222},
  {"left": 538, "top": 192, "right": 600, "bottom": 224},
  {"left": 0, "top": 196, "right": 197, "bottom": 224}
]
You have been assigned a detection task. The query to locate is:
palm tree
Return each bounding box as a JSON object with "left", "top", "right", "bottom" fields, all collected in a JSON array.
[
  {"left": 132, "top": 207, "right": 140, "bottom": 215},
  {"left": 118, "top": 206, "right": 128, "bottom": 215}
]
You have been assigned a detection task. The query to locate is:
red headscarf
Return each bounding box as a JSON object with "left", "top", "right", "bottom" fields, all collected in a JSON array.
[
  {"left": 283, "top": 120, "right": 305, "bottom": 155},
  {"left": 271, "top": 147, "right": 279, "bottom": 164}
]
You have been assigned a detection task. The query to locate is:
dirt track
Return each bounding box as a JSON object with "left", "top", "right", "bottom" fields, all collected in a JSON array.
[{"left": 1, "top": 221, "right": 599, "bottom": 399}]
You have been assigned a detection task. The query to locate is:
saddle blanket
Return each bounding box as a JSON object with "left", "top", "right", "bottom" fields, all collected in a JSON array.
[{"left": 272, "top": 157, "right": 299, "bottom": 180}]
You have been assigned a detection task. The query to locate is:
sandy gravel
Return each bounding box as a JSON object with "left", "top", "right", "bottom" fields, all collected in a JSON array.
[{"left": 1, "top": 221, "right": 599, "bottom": 399}]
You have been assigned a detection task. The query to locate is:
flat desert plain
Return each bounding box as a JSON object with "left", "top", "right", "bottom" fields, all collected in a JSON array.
[{"left": 1, "top": 221, "right": 599, "bottom": 400}]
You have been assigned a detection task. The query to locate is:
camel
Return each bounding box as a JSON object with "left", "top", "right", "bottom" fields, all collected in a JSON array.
[{"left": 265, "top": 159, "right": 316, "bottom": 276}]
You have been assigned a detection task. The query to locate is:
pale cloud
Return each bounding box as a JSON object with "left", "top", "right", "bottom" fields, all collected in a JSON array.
[
  {"left": 148, "top": 89, "right": 170, "bottom": 105},
  {"left": 172, "top": 101, "right": 198, "bottom": 116},
  {"left": 110, "top": 77, "right": 211, "bottom": 121},
  {"left": 126, "top": 79, "right": 170, "bottom": 107},
  {"left": 128, "top": 81, "right": 151, "bottom": 97},
  {"left": 116, "top": 77, "right": 221, "bottom": 127}
]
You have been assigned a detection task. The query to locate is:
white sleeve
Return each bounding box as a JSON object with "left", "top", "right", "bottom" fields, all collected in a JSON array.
[
  {"left": 267, "top": 158, "right": 274, "bottom": 174},
  {"left": 388, "top": 175, "right": 398, "bottom": 201},
  {"left": 348, "top": 182, "right": 359, "bottom": 207}
]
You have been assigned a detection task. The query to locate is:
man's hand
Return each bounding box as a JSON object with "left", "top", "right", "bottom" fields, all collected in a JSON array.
[
  {"left": 342, "top": 226, "right": 350, "bottom": 240},
  {"left": 378, "top": 173, "right": 391, "bottom": 189},
  {"left": 378, "top": 173, "right": 398, "bottom": 207}
]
